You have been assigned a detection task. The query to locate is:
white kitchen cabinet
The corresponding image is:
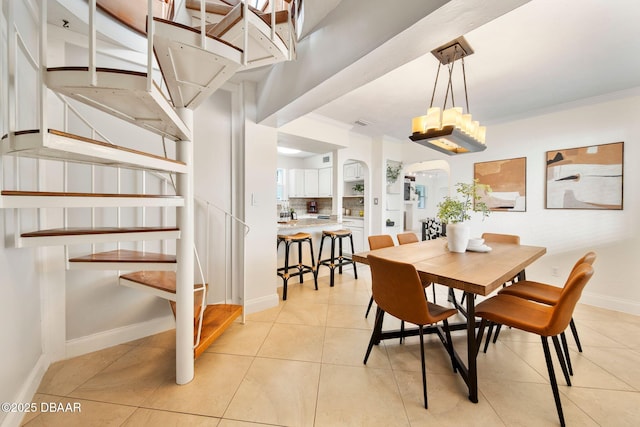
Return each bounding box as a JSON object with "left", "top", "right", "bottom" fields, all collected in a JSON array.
[
  {"left": 304, "top": 169, "right": 319, "bottom": 197},
  {"left": 318, "top": 167, "right": 332, "bottom": 197},
  {"left": 344, "top": 162, "right": 364, "bottom": 182},
  {"left": 343, "top": 218, "right": 364, "bottom": 254},
  {"left": 288, "top": 169, "right": 305, "bottom": 197}
]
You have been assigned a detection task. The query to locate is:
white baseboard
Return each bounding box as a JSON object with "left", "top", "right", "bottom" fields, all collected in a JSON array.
[
  {"left": 65, "top": 315, "right": 175, "bottom": 359},
  {"left": 1, "top": 354, "right": 49, "bottom": 427},
  {"left": 244, "top": 293, "right": 279, "bottom": 315},
  {"left": 581, "top": 291, "right": 640, "bottom": 316}
]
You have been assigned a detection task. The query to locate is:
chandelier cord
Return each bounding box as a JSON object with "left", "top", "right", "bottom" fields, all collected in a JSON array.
[
  {"left": 444, "top": 61, "right": 455, "bottom": 110},
  {"left": 462, "top": 55, "right": 470, "bottom": 113},
  {"left": 429, "top": 62, "right": 442, "bottom": 108}
]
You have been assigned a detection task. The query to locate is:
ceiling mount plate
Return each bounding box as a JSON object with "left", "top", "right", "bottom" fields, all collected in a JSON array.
[{"left": 431, "top": 36, "right": 474, "bottom": 65}]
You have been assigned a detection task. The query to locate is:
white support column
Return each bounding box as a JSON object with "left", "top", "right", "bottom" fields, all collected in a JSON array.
[{"left": 175, "top": 107, "right": 194, "bottom": 385}]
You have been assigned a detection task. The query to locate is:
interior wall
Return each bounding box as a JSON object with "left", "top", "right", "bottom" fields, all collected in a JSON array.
[
  {"left": 0, "top": 2, "right": 45, "bottom": 423},
  {"left": 444, "top": 90, "right": 640, "bottom": 314},
  {"left": 193, "top": 89, "right": 235, "bottom": 303},
  {"left": 243, "top": 82, "right": 279, "bottom": 311}
]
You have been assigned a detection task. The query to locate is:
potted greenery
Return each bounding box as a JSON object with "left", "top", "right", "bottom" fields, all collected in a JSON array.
[
  {"left": 352, "top": 183, "right": 364, "bottom": 194},
  {"left": 437, "top": 179, "right": 491, "bottom": 252}
]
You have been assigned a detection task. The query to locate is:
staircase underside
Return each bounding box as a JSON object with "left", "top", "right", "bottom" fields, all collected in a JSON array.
[
  {"left": 17, "top": 226, "right": 180, "bottom": 247},
  {"left": 69, "top": 249, "right": 177, "bottom": 271},
  {"left": 1, "top": 129, "right": 186, "bottom": 174},
  {"left": 193, "top": 3, "right": 290, "bottom": 70},
  {"left": 0, "top": 190, "right": 182, "bottom": 209},
  {"left": 46, "top": 68, "right": 191, "bottom": 141},
  {"left": 153, "top": 18, "right": 243, "bottom": 109}
]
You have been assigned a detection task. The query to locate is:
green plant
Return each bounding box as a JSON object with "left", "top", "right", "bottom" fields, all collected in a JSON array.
[
  {"left": 386, "top": 162, "right": 403, "bottom": 183},
  {"left": 352, "top": 183, "right": 364, "bottom": 193},
  {"left": 437, "top": 179, "right": 491, "bottom": 224}
]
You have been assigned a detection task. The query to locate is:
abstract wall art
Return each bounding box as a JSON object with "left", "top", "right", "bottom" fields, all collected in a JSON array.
[
  {"left": 546, "top": 142, "right": 623, "bottom": 210},
  {"left": 474, "top": 157, "right": 527, "bottom": 212}
]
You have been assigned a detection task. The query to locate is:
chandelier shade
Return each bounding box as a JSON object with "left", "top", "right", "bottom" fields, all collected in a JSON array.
[{"left": 410, "top": 37, "right": 486, "bottom": 155}]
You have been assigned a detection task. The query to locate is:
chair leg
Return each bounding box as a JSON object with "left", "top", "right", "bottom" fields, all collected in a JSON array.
[
  {"left": 475, "top": 319, "right": 487, "bottom": 358},
  {"left": 365, "top": 296, "right": 374, "bottom": 318},
  {"left": 399, "top": 320, "right": 405, "bottom": 344},
  {"left": 569, "top": 318, "right": 583, "bottom": 352},
  {"left": 419, "top": 325, "right": 428, "bottom": 409},
  {"left": 432, "top": 283, "right": 436, "bottom": 303},
  {"left": 552, "top": 335, "right": 571, "bottom": 386},
  {"left": 483, "top": 322, "right": 495, "bottom": 353},
  {"left": 560, "top": 332, "right": 573, "bottom": 376},
  {"left": 364, "top": 307, "right": 384, "bottom": 364},
  {"left": 492, "top": 324, "right": 502, "bottom": 343},
  {"left": 541, "top": 336, "right": 566, "bottom": 427}
]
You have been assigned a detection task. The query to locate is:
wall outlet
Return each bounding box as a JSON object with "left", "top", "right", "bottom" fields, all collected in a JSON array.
[{"left": 552, "top": 266, "right": 559, "bottom": 277}]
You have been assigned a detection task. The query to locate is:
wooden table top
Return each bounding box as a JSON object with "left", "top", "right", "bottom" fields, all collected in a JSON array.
[{"left": 353, "top": 239, "right": 546, "bottom": 296}]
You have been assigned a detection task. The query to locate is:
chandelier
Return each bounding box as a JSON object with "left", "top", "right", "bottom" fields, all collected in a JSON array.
[{"left": 410, "top": 37, "right": 486, "bottom": 155}]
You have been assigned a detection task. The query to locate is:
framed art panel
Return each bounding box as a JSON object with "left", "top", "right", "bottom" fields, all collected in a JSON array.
[
  {"left": 546, "top": 142, "right": 623, "bottom": 209},
  {"left": 474, "top": 157, "right": 526, "bottom": 212}
]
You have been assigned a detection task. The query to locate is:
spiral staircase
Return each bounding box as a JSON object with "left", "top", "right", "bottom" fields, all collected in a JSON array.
[{"left": 0, "top": 0, "right": 298, "bottom": 383}]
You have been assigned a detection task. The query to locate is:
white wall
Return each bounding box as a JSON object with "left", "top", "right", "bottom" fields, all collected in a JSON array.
[
  {"left": 0, "top": 2, "right": 47, "bottom": 425},
  {"left": 444, "top": 90, "right": 640, "bottom": 314},
  {"left": 243, "top": 82, "right": 280, "bottom": 311}
]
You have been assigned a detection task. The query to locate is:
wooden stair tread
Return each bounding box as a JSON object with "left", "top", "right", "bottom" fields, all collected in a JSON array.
[
  {"left": 2, "top": 190, "right": 180, "bottom": 199},
  {"left": 123, "top": 271, "right": 209, "bottom": 324},
  {"left": 194, "top": 304, "right": 242, "bottom": 358},
  {"left": 120, "top": 271, "right": 177, "bottom": 293},
  {"left": 69, "top": 250, "right": 176, "bottom": 263},
  {"left": 168, "top": 303, "right": 242, "bottom": 358},
  {"left": 21, "top": 226, "right": 179, "bottom": 238}
]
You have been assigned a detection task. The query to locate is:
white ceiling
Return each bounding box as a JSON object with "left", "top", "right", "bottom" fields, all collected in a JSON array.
[{"left": 311, "top": 0, "right": 640, "bottom": 142}]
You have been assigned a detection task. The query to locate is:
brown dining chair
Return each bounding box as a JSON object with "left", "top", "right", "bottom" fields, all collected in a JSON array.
[
  {"left": 364, "top": 235, "right": 395, "bottom": 319},
  {"left": 364, "top": 254, "right": 458, "bottom": 409},
  {"left": 475, "top": 263, "right": 594, "bottom": 427},
  {"left": 397, "top": 232, "right": 438, "bottom": 303},
  {"left": 396, "top": 232, "right": 419, "bottom": 245},
  {"left": 497, "top": 251, "right": 597, "bottom": 370},
  {"left": 458, "top": 233, "right": 522, "bottom": 306}
]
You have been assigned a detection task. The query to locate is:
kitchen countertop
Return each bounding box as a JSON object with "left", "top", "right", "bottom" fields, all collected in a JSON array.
[{"left": 277, "top": 217, "right": 341, "bottom": 230}]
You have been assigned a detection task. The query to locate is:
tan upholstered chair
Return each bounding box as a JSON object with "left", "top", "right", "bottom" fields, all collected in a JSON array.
[
  {"left": 476, "top": 263, "right": 594, "bottom": 427},
  {"left": 498, "top": 252, "right": 596, "bottom": 368},
  {"left": 364, "top": 235, "right": 395, "bottom": 318},
  {"left": 364, "top": 255, "right": 458, "bottom": 409},
  {"left": 396, "top": 232, "right": 419, "bottom": 245},
  {"left": 397, "top": 232, "right": 438, "bottom": 302}
]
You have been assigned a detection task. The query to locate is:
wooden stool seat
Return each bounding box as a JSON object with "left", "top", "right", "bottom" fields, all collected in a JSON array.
[
  {"left": 322, "top": 229, "right": 352, "bottom": 237},
  {"left": 277, "top": 232, "right": 312, "bottom": 241},
  {"left": 317, "top": 229, "right": 358, "bottom": 287},
  {"left": 277, "top": 232, "right": 317, "bottom": 300}
]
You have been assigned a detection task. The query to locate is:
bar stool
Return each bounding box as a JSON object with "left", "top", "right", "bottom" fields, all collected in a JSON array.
[
  {"left": 277, "top": 232, "right": 318, "bottom": 300},
  {"left": 317, "top": 229, "right": 358, "bottom": 287}
]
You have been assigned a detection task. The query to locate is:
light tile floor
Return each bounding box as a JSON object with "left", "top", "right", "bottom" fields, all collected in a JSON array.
[{"left": 24, "top": 268, "right": 640, "bottom": 426}]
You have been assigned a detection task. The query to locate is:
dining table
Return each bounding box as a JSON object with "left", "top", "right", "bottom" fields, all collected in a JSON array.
[{"left": 352, "top": 238, "right": 546, "bottom": 403}]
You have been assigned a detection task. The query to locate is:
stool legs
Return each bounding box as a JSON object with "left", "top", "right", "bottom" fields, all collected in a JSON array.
[
  {"left": 277, "top": 236, "right": 317, "bottom": 300},
  {"left": 317, "top": 232, "right": 358, "bottom": 287}
]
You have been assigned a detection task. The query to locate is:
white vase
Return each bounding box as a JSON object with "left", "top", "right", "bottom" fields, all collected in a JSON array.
[{"left": 446, "top": 222, "right": 470, "bottom": 253}]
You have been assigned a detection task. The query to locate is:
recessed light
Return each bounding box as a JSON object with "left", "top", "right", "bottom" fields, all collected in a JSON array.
[{"left": 277, "top": 146, "right": 301, "bottom": 154}]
